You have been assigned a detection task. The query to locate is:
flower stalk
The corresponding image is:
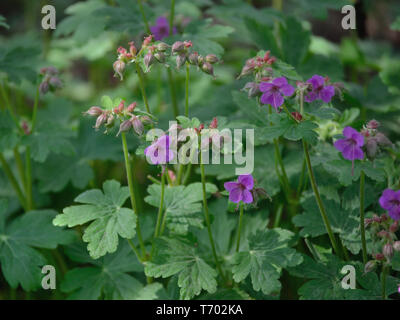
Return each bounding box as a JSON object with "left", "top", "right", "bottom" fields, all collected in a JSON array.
[
  {"left": 360, "top": 169, "right": 367, "bottom": 264},
  {"left": 236, "top": 202, "right": 244, "bottom": 252}
]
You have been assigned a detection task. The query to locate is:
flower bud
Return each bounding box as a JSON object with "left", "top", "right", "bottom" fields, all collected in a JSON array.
[
  {"left": 393, "top": 241, "right": 400, "bottom": 252},
  {"left": 128, "top": 41, "right": 137, "bottom": 56},
  {"left": 127, "top": 102, "right": 137, "bottom": 113},
  {"left": 365, "top": 138, "right": 378, "bottom": 160},
  {"left": 366, "top": 120, "right": 380, "bottom": 130},
  {"left": 39, "top": 81, "right": 49, "bottom": 95},
  {"left": 156, "top": 42, "right": 169, "bottom": 52},
  {"left": 377, "top": 230, "right": 390, "bottom": 239},
  {"left": 172, "top": 41, "right": 184, "bottom": 54},
  {"left": 383, "top": 243, "right": 394, "bottom": 261},
  {"left": 106, "top": 114, "right": 114, "bottom": 127},
  {"left": 209, "top": 117, "right": 218, "bottom": 129},
  {"left": 144, "top": 52, "right": 155, "bottom": 69},
  {"left": 168, "top": 170, "right": 176, "bottom": 183},
  {"left": 373, "top": 253, "right": 385, "bottom": 261},
  {"left": 242, "top": 82, "right": 260, "bottom": 98},
  {"left": 154, "top": 52, "right": 166, "bottom": 63},
  {"left": 364, "top": 260, "right": 376, "bottom": 274},
  {"left": 84, "top": 106, "right": 103, "bottom": 117},
  {"left": 117, "top": 120, "right": 132, "bottom": 136},
  {"left": 205, "top": 54, "right": 219, "bottom": 64},
  {"left": 143, "top": 35, "right": 153, "bottom": 47},
  {"left": 176, "top": 53, "right": 187, "bottom": 69},
  {"left": 117, "top": 100, "right": 125, "bottom": 113},
  {"left": 375, "top": 132, "right": 392, "bottom": 147},
  {"left": 201, "top": 62, "right": 214, "bottom": 77},
  {"left": 49, "top": 77, "right": 62, "bottom": 89},
  {"left": 132, "top": 117, "right": 144, "bottom": 136},
  {"left": 188, "top": 52, "right": 200, "bottom": 65},
  {"left": 113, "top": 60, "right": 125, "bottom": 80},
  {"left": 141, "top": 115, "right": 152, "bottom": 125},
  {"left": 390, "top": 221, "right": 399, "bottom": 233},
  {"left": 291, "top": 112, "right": 303, "bottom": 122},
  {"left": 381, "top": 214, "right": 389, "bottom": 222},
  {"left": 95, "top": 113, "right": 108, "bottom": 129}
]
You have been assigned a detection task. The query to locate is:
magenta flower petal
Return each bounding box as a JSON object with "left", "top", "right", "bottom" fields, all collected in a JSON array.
[
  {"left": 343, "top": 126, "right": 359, "bottom": 139},
  {"left": 229, "top": 187, "right": 243, "bottom": 203},
  {"left": 270, "top": 92, "right": 284, "bottom": 109},
  {"left": 238, "top": 174, "right": 254, "bottom": 190},
  {"left": 320, "top": 85, "right": 335, "bottom": 103},
  {"left": 259, "top": 82, "right": 274, "bottom": 92},
  {"left": 224, "top": 181, "right": 239, "bottom": 192},
  {"left": 333, "top": 139, "right": 348, "bottom": 152},
  {"left": 280, "top": 84, "right": 295, "bottom": 97},
  {"left": 242, "top": 189, "right": 253, "bottom": 203},
  {"left": 379, "top": 189, "right": 400, "bottom": 221},
  {"left": 304, "top": 91, "right": 317, "bottom": 103},
  {"left": 307, "top": 75, "right": 325, "bottom": 88},
  {"left": 260, "top": 91, "right": 273, "bottom": 105},
  {"left": 272, "top": 77, "right": 288, "bottom": 87}
]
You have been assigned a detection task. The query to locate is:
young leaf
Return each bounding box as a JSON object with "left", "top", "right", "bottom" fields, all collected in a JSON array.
[
  {"left": 53, "top": 180, "right": 136, "bottom": 259},
  {"left": 232, "top": 228, "right": 302, "bottom": 295},
  {"left": 145, "top": 236, "right": 218, "bottom": 300}
]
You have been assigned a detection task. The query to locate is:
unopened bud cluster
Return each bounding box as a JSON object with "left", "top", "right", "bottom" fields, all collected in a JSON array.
[
  {"left": 364, "top": 213, "right": 399, "bottom": 273},
  {"left": 39, "top": 66, "right": 62, "bottom": 95},
  {"left": 83, "top": 100, "right": 152, "bottom": 136},
  {"left": 360, "top": 120, "right": 392, "bottom": 161}
]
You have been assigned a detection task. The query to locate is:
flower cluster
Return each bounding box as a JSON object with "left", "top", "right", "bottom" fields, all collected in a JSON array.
[
  {"left": 361, "top": 120, "right": 392, "bottom": 160},
  {"left": 83, "top": 100, "right": 151, "bottom": 135},
  {"left": 39, "top": 66, "right": 62, "bottom": 95},
  {"left": 238, "top": 50, "right": 276, "bottom": 80},
  {"left": 364, "top": 212, "right": 399, "bottom": 273},
  {"left": 171, "top": 40, "right": 220, "bottom": 77},
  {"left": 259, "top": 77, "right": 295, "bottom": 110}
]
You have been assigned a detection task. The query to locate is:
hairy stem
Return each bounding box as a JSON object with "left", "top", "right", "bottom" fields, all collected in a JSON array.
[
  {"left": 359, "top": 170, "right": 367, "bottom": 265},
  {"left": 154, "top": 171, "right": 166, "bottom": 238},
  {"left": 236, "top": 202, "right": 244, "bottom": 252},
  {"left": 0, "top": 153, "right": 27, "bottom": 211},
  {"left": 13, "top": 147, "right": 26, "bottom": 191},
  {"left": 135, "top": 63, "right": 152, "bottom": 116},
  {"left": 121, "top": 132, "right": 146, "bottom": 258},
  {"left": 200, "top": 151, "right": 226, "bottom": 281}
]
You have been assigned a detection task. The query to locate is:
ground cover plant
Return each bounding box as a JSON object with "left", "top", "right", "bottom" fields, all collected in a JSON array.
[{"left": 1, "top": 0, "right": 400, "bottom": 300}]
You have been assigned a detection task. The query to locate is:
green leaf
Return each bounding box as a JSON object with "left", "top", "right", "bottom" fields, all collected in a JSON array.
[
  {"left": 145, "top": 236, "right": 218, "bottom": 300},
  {"left": 144, "top": 182, "right": 217, "bottom": 234},
  {"left": 244, "top": 18, "right": 280, "bottom": 58},
  {"left": 22, "top": 120, "right": 76, "bottom": 163},
  {"left": 0, "top": 210, "right": 75, "bottom": 291},
  {"left": 287, "top": 254, "right": 348, "bottom": 299},
  {"left": 232, "top": 228, "right": 302, "bottom": 295},
  {"left": 53, "top": 180, "right": 136, "bottom": 259},
  {"left": 0, "top": 15, "right": 9, "bottom": 29},
  {"left": 0, "top": 111, "right": 19, "bottom": 152},
  {"left": 280, "top": 17, "right": 310, "bottom": 67},
  {"left": 61, "top": 242, "right": 162, "bottom": 300}
]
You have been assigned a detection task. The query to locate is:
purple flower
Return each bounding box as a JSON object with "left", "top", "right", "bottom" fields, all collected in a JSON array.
[
  {"left": 259, "top": 77, "right": 294, "bottom": 110},
  {"left": 144, "top": 135, "right": 174, "bottom": 165},
  {"left": 334, "top": 127, "right": 364, "bottom": 161},
  {"left": 224, "top": 174, "right": 254, "bottom": 204},
  {"left": 150, "top": 16, "right": 177, "bottom": 41},
  {"left": 379, "top": 189, "right": 400, "bottom": 221},
  {"left": 304, "top": 75, "right": 335, "bottom": 103},
  {"left": 334, "top": 126, "right": 364, "bottom": 175}
]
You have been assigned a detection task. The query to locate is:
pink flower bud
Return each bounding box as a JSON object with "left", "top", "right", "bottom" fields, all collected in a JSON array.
[
  {"left": 143, "top": 35, "right": 153, "bottom": 46},
  {"left": 144, "top": 52, "right": 155, "bottom": 69},
  {"left": 168, "top": 169, "right": 176, "bottom": 183},
  {"left": 39, "top": 81, "right": 49, "bottom": 95},
  {"left": 127, "top": 102, "right": 137, "bottom": 113},
  {"left": 84, "top": 106, "right": 103, "bottom": 117},
  {"left": 390, "top": 221, "right": 399, "bottom": 233},
  {"left": 188, "top": 52, "right": 200, "bottom": 65},
  {"left": 117, "top": 120, "right": 132, "bottom": 136},
  {"left": 366, "top": 119, "right": 380, "bottom": 130},
  {"left": 113, "top": 60, "right": 126, "bottom": 80},
  {"left": 49, "top": 77, "right": 62, "bottom": 89},
  {"left": 373, "top": 253, "right": 385, "bottom": 261},
  {"left": 209, "top": 117, "right": 218, "bottom": 129},
  {"left": 242, "top": 82, "right": 260, "bottom": 98},
  {"left": 364, "top": 260, "right": 376, "bottom": 274},
  {"left": 205, "top": 54, "right": 219, "bottom": 64},
  {"left": 132, "top": 117, "right": 144, "bottom": 136},
  {"left": 183, "top": 40, "right": 193, "bottom": 48},
  {"left": 156, "top": 42, "right": 169, "bottom": 52},
  {"left": 291, "top": 112, "right": 303, "bottom": 122},
  {"left": 201, "top": 62, "right": 214, "bottom": 77},
  {"left": 393, "top": 241, "right": 400, "bottom": 252},
  {"left": 172, "top": 41, "right": 184, "bottom": 54},
  {"left": 117, "top": 100, "right": 125, "bottom": 113},
  {"left": 154, "top": 52, "right": 166, "bottom": 63},
  {"left": 128, "top": 41, "right": 137, "bottom": 56},
  {"left": 95, "top": 113, "right": 108, "bottom": 129},
  {"left": 176, "top": 53, "right": 187, "bottom": 69},
  {"left": 106, "top": 114, "right": 114, "bottom": 127},
  {"left": 383, "top": 243, "right": 394, "bottom": 261}
]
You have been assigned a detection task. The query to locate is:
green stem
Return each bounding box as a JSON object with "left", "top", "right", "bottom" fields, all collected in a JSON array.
[
  {"left": 176, "top": 164, "right": 184, "bottom": 185},
  {"left": 296, "top": 156, "right": 306, "bottom": 196},
  {"left": 0, "top": 82, "right": 21, "bottom": 132},
  {"left": 135, "top": 63, "right": 152, "bottom": 116},
  {"left": 273, "top": 139, "right": 291, "bottom": 199},
  {"left": 13, "top": 147, "right": 26, "bottom": 191},
  {"left": 154, "top": 171, "right": 166, "bottom": 238},
  {"left": 236, "top": 202, "right": 244, "bottom": 252},
  {"left": 185, "top": 62, "right": 190, "bottom": 117},
  {"left": 200, "top": 152, "right": 225, "bottom": 281},
  {"left": 25, "top": 147, "right": 33, "bottom": 211},
  {"left": 182, "top": 162, "right": 192, "bottom": 185},
  {"left": 360, "top": 170, "right": 367, "bottom": 265},
  {"left": 0, "top": 153, "right": 27, "bottom": 211},
  {"left": 159, "top": 210, "right": 168, "bottom": 236},
  {"left": 273, "top": 204, "right": 284, "bottom": 228},
  {"left": 381, "top": 265, "right": 388, "bottom": 300},
  {"left": 302, "top": 140, "right": 342, "bottom": 258},
  {"left": 31, "top": 85, "right": 40, "bottom": 132},
  {"left": 137, "top": 0, "right": 150, "bottom": 34},
  {"left": 121, "top": 133, "right": 146, "bottom": 258}
]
